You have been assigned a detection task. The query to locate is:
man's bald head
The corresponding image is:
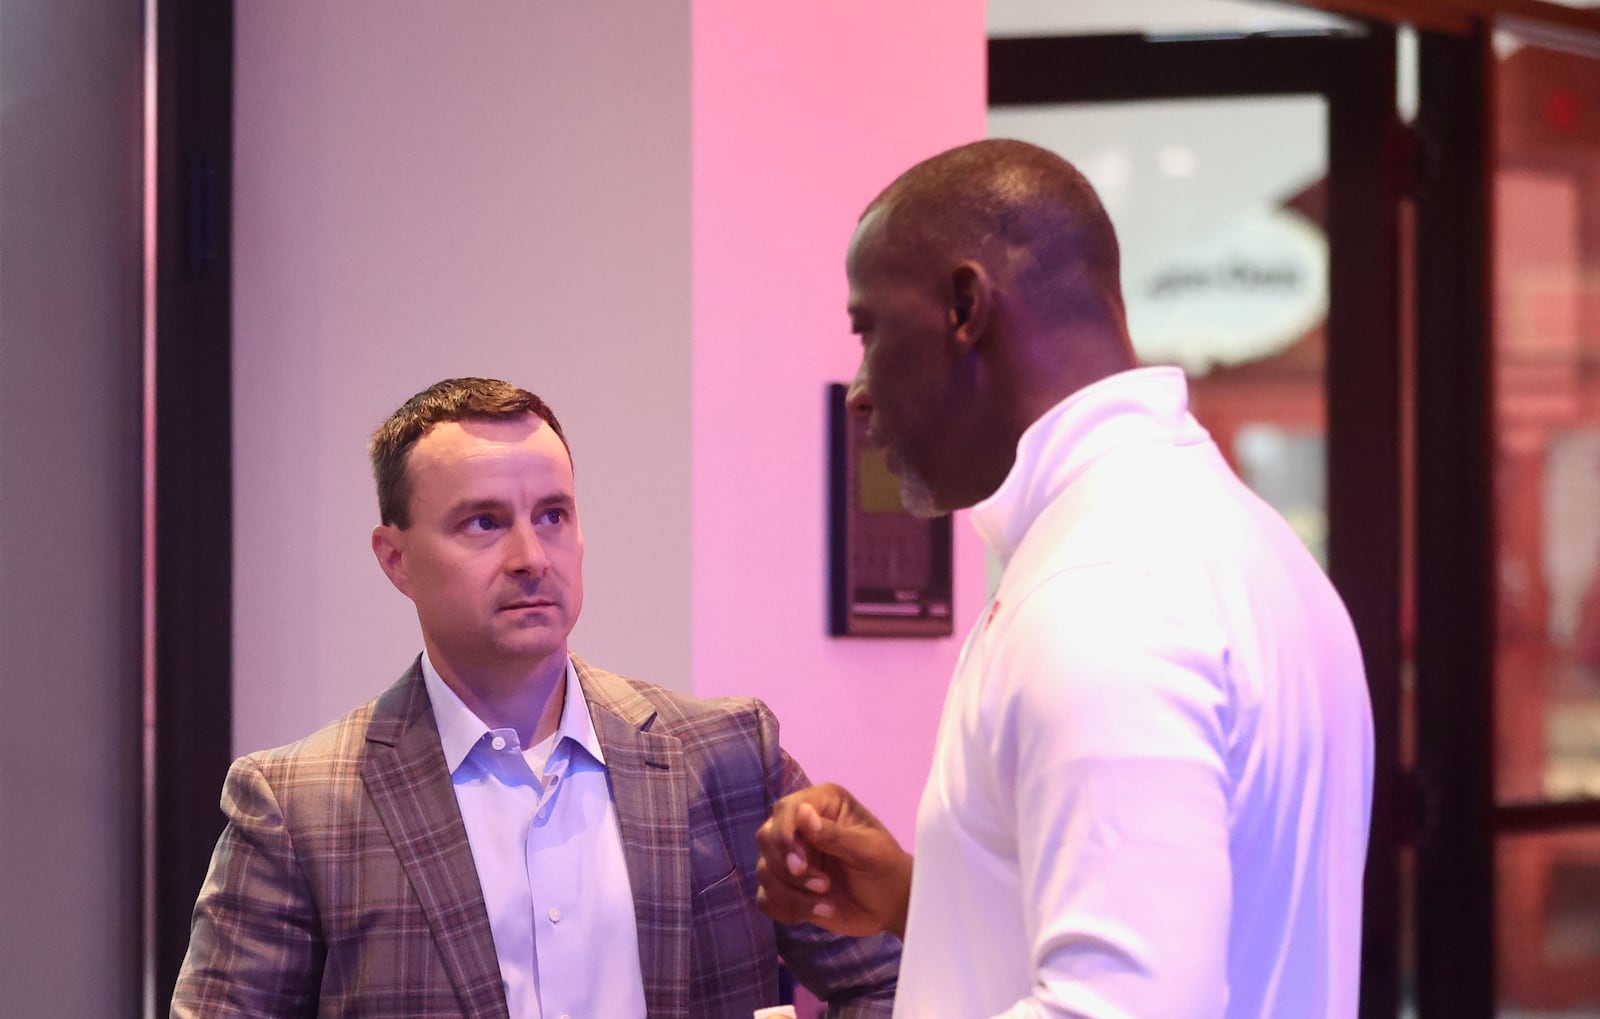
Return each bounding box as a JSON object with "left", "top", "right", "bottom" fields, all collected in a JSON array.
[{"left": 863, "top": 138, "right": 1127, "bottom": 337}]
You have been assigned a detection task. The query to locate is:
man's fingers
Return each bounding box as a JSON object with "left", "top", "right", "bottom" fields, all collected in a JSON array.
[
  {"left": 756, "top": 870, "right": 824, "bottom": 925},
  {"left": 757, "top": 881, "right": 854, "bottom": 933},
  {"left": 756, "top": 812, "right": 810, "bottom": 883},
  {"left": 757, "top": 783, "right": 903, "bottom": 939},
  {"left": 798, "top": 806, "right": 898, "bottom": 866},
  {"left": 757, "top": 845, "right": 799, "bottom": 886}
]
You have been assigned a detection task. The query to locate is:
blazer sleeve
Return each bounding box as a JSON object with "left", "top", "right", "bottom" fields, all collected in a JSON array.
[
  {"left": 757, "top": 705, "right": 901, "bottom": 1019},
  {"left": 171, "top": 754, "right": 324, "bottom": 1018}
]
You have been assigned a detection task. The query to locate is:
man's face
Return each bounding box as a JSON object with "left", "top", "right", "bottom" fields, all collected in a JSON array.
[
  {"left": 845, "top": 207, "right": 959, "bottom": 517},
  {"left": 372, "top": 415, "right": 583, "bottom": 680}
]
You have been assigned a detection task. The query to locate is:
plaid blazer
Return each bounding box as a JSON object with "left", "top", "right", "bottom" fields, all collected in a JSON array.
[{"left": 172, "top": 655, "right": 899, "bottom": 1018}]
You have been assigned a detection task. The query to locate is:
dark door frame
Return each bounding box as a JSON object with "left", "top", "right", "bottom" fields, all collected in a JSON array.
[
  {"left": 989, "top": 29, "right": 1407, "bottom": 1017},
  {"left": 1410, "top": 24, "right": 1497, "bottom": 1019},
  {"left": 148, "top": 0, "right": 235, "bottom": 1008}
]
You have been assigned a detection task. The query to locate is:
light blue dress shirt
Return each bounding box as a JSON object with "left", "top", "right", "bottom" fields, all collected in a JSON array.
[{"left": 421, "top": 653, "right": 647, "bottom": 1019}]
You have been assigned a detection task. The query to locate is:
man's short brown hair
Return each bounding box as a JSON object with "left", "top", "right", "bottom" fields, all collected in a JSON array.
[{"left": 369, "top": 377, "right": 570, "bottom": 528}]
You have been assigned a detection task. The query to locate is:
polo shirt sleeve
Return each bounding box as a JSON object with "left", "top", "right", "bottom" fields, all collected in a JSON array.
[{"left": 985, "top": 563, "right": 1234, "bottom": 1019}]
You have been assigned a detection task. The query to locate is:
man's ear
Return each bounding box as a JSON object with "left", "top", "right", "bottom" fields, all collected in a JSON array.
[
  {"left": 948, "top": 261, "right": 992, "bottom": 354},
  {"left": 371, "top": 524, "right": 412, "bottom": 597}
]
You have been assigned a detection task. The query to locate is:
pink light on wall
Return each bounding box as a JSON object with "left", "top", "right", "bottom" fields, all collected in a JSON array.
[{"left": 690, "top": 0, "right": 988, "bottom": 848}]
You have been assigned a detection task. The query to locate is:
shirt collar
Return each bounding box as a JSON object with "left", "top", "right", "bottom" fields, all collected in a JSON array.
[
  {"left": 420, "top": 652, "right": 606, "bottom": 773},
  {"left": 969, "top": 366, "right": 1206, "bottom": 569}
]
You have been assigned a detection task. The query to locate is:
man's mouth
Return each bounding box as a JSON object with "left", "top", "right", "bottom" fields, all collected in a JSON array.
[{"left": 500, "top": 597, "right": 555, "bottom": 612}]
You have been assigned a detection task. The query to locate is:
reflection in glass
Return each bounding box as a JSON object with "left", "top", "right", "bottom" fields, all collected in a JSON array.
[
  {"left": 1490, "top": 33, "right": 1600, "bottom": 808},
  {"left": 1497, "top": 829, "right": 1600, "bottom": 1017},
  {"left": 1235, "top": 425, "right": 1327, "bottom": 567},
  {"left": 988, "top": 97, "right": 1330, "bottom": 561},
  {"left": 987, "top": 0, "right": 1357, "bottom": 41}
]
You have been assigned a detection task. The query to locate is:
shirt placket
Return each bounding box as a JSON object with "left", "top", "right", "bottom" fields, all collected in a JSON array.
[
  {"left": 472, "top": 728, "right": 544, "bottom": 1019},
  {"left": 529, "top": 742, "right": 577, "bottom": 1019}
]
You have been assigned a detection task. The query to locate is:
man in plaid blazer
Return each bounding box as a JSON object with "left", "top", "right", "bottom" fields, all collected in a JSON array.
[{"left": 172, "top": 379, "right": 899, "bottom": 1018}]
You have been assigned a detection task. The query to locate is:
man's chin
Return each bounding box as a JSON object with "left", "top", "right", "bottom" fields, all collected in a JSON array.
[
  {"left": 902, "top": 497, "right": 949, "bottom": 519},
  {"left": 896, "top": 472, "right": 947, "bottom": 519},
  {"left": 490, "top": 643, "right": 570, "bottom": 677}
]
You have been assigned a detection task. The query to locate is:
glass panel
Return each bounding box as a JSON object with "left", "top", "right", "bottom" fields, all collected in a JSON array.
[
  {"left": 988, "top": 97, "right": 1330, "bottom": 561},
  {"left": 988, "top": 0, "right": 1357, "bottom": 40},
  {"left": 1497, "top": 829, "right": 1600, "bottom": 1017},
  {"left": 1491, "top": 30, "right": 1600, "bottom": 808}
]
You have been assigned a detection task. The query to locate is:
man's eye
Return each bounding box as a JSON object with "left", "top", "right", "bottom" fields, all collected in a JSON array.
[
  {"left": 538, "top": 508, "right": 567, "bottom": 526},
  {"left": 465, "top": 514, "right": 499, "bottom": 532}
]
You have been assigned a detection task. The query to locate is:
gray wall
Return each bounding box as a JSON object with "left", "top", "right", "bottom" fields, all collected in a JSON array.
[{"left": 0, "top": 0, "right": 145, "bottom": 1012}]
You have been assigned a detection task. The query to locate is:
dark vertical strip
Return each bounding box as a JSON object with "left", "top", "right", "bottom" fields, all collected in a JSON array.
[
  {"left": 1412, "top": 26, "right": 1496, "bottom": 1019},
  {"left": 152, "top": 0, "right": 235, "bottom": 1008},
  {"left": 1319, "top": 30, "right": 1407, "bottom": 1019},
  {"left": 828, "top": 384, "right": 852, "bottom": 635}
]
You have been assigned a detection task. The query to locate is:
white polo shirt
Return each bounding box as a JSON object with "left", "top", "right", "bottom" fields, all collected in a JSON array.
[{"left": 894, "top": 367, "right": 1373, "bottom": 1018}]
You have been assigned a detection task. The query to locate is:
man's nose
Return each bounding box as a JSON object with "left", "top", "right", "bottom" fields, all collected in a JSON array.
[
  {"left": 844, "top": 362, "right": 872, "bottom": 418},
  {"left": 504, "top": 522, "right": 549, "bottom": 576}
]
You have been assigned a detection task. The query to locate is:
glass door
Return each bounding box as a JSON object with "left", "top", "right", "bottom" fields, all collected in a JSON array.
[
  {"left": 1485, "top": 23, "right": 1600, "bottom": 1018},
  {"left": 1412, "top": 20, "right": 1600, "bottom": 1018}
]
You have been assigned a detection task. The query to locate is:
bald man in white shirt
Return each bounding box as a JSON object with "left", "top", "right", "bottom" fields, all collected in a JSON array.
[{"left": 756, "top": 140, "right": 1373, "bottom": 1018}]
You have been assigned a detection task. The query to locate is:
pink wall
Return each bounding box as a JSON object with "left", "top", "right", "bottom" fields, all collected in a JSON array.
[{"left": 691, "top": 0, "right": 989, "bottom": 844}]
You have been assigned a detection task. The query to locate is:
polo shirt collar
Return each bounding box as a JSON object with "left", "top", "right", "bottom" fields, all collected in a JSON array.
[{"left": 970, "top": 366, "right": 1204, "bottom": 568}]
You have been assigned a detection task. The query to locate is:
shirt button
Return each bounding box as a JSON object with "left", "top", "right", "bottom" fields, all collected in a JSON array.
[
  {"left": 548, "top": 907, "right": 561, "bottom": 923},
  {"left": 490, "top": 735, "right": 507, "bottom": 751}
]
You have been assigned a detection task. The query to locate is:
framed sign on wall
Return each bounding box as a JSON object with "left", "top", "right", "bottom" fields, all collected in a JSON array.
[{"left": 826, "top": 383, "right": 954, "bottom": 637}]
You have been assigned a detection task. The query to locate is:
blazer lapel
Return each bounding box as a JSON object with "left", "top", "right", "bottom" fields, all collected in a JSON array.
[
  {"left": 575, "top": 657, "right": 692, "bottom": 1019},
  {"left": 361, "top": 667, "right": 510, "bottom": 1019}
]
